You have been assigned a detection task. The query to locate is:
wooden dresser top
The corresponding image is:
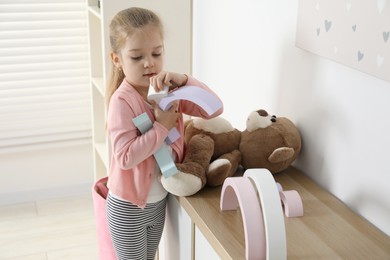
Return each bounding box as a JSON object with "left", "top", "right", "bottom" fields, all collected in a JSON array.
[{"left": 177, "top": 167, "right": 390, "bottom": 259}]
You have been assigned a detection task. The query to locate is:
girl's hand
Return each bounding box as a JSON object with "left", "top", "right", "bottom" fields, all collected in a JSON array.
[
  {"left": 150, "top": 71, "right": 188, "bottom": 92},
  {"left": 152, "top": 101, "right": 181, "bottom": 130}
]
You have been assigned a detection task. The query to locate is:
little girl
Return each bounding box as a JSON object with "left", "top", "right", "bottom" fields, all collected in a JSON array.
[{"left": 105, "top": 7, "right": 223, "bottom": 260}]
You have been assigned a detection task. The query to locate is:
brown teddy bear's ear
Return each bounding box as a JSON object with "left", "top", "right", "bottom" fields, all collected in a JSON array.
[
  {"left": 184, "top": 118, "right": 192, "bottom": 131},
  {"left": 183, "top": 119, "right": 196, "bottom": 145}
]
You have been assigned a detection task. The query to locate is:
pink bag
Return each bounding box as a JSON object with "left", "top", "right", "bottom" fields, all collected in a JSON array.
[{"left": 92, "top": 176, "right": 117, "bottom": 260}]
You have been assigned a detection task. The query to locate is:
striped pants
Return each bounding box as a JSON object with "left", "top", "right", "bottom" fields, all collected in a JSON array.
[{"left": 106, "top": 193, "right": 167, "bottom": 260}]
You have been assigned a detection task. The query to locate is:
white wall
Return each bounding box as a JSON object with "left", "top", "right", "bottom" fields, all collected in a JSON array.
[
  {"left": 0, "top": 143, "right": 94, "bottom": 205},
  {"left": 193, "top": 0, "right": 390, "bottom": 235}
]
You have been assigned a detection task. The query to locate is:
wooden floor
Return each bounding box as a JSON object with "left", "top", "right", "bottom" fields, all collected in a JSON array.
[{"left": 0, "top": 195, "right": 99, "bottom": 260}]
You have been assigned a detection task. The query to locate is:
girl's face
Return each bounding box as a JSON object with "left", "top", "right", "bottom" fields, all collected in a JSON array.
[{"left": 112, "top": 24, "right": 164, "bottom": 91}]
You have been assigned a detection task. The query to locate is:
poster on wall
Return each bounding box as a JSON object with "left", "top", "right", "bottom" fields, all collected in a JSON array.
[{"left": 296, "top": 0, "right": 390, "bottom": 82}]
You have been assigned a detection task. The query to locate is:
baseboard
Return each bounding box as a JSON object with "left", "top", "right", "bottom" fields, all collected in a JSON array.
[{"left": 0, "top": 181, "right": 94, "bottom": 205}]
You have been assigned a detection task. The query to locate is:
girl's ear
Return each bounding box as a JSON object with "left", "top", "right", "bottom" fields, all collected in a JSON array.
[{"left": 111, "top": 52, "right": 121, "bottom": 68}]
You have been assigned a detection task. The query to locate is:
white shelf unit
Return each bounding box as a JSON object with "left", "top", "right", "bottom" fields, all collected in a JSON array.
[{"left": 86, "top": 0, "right": 192, "bottom": 180}]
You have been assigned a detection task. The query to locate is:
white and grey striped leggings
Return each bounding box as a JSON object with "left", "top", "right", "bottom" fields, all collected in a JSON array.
[{"left": 106, "top": 193, "right": 167, "bottom": 260}]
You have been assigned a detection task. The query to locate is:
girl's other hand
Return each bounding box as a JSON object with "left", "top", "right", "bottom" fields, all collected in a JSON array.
[
  {"left": 150, "top": 71, "right": 188, "bottom": 92},
  {"left": 151, "top": 101, "right": 181, "bottom": 130}
]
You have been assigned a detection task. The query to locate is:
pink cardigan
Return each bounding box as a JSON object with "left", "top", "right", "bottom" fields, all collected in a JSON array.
[{"left": 107, "top": 76, "right": 223, "bottom": 208}]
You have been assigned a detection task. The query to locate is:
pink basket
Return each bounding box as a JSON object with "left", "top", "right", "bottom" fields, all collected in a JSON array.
[{"left": 92, "top": 176, "right": 117, "bottom": 260}]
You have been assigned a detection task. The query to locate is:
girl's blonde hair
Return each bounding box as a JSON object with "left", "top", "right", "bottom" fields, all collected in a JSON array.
[{"left": 106, "top": 7, "right": 163, "bottom": 106}]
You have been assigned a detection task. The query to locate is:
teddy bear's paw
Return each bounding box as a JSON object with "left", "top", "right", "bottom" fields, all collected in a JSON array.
[
  {"left": 268, "top": 147, "right": 295, "bottom": 163},
  {"left": 207, "top": 159, "right": 232, "bottom": 187},
  {"left": 207, "top": 150, "right": 241, "bottom": 187},
  {"left": 161, "top": 163, "right": 206, "bottom": 197}
]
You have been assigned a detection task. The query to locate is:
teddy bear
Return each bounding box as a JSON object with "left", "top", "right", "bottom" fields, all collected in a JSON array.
[
  {"left": 160, "top": 116, "right": 242, "bottom": 196},
  {"left": 160, "top": 109, "right": 301, "bottom": 197}
]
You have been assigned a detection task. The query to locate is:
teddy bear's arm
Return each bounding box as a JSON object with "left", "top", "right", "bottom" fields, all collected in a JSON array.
[{"left": 268, "top": 147, "right": 295, "bottom": 163}]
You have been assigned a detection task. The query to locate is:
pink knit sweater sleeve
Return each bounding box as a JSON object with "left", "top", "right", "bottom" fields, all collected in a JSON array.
[{"left": 107, "top": 90, "right": 169, "bottom": 170}]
